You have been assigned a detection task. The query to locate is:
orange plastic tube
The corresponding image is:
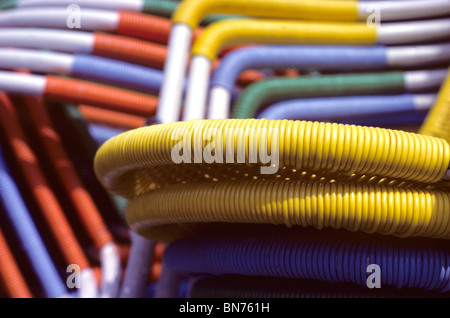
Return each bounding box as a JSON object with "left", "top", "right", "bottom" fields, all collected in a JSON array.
[
  {"left": 0, "top": 93, "right": 89, "bottom": 270},
  {"left": 153, "top": 242, "right": 165, "bottom": 263},
  {"left": 118, "top": 12, "right": 204, "bottom": 44},
  {"left": 44, "top": 76, "right": 157, "bottom": 117},
  {"left": 117, "top": 12, "right": 172, "bottom": 44},
  {"left": 150, "top": 262, "right": 162, "bottom": 282},
  {"left": 93, "top": 32, "right": 266, "bottom": 85},
  {"left": 23, "top": 97, "right": 113, "bottom": 250},
  {"left": 236, "top": 70, "right": 265, "bottom": 86},
  {"left": 79, "top": 105, "right": 146, "bottom": 130},
  {"left": 0, "top": 228, "right": 32, "bottom": 298},
  {"left": 93, "top": 33, "right": 167, "bottom": 68}
]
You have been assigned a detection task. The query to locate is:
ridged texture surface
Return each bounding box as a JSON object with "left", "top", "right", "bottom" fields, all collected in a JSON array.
[
  {"left": 94, "top": 119, "right": 450, "bottom": 241},
  {"left": 0, "top": 145, "right": 66, "bottom": 298},
  {"left": 128, "top": 179, "right": 450, "bottom": 240},
  {"left": 44, "top": 76, "right": 157, "bottom": 117},
  {"left": 165, "top": 236, "right": 450, "bottom": 292},
  {"left": 93, "top": 32, "right": 167, "bottom": 68},
  {"left": 173, "top": 0, "right": 359, "bottom": 29},
  {"left": 192, "top": 20, "right": 376, "bottom": 61},
  {"left": 24, "top": 96, "right": 113, "bottom": 249},
  {"left": 420, "top": 67, "right": 450, "bottom": 143},
  {"left": 190, "top": 275, "right": 449, "bottom": 298},
  {"left": 0, "top": 227, "right": 32, "bottom": 298},
  {"left": 143, "top": 0, "right": 178, "bottom": 18},
  {"left": 212, "top": 45, "right": 387, "bottom": 92},
  {"left": 79, "top": 105, "right": 146, "bottom": 130},
  {"left": 72, "top": 54, "right": 163, "bottom": 93},
  {"left": 257, "top": 94, "right": 417, "bottom": 120},
  {"left": 0, "top": 93, "right": 89, "bottom": 270},
  {"left": 118, "top": 11, "right": 171, "bottom": 43},
  {"left": 232, "top": 72, "right": 405, "bottom": 119}
]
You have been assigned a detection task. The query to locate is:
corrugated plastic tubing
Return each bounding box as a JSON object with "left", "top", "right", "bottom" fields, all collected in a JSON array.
[
  {"left": 212, "top": 45, "right": 388, "bottom": 93},
  {"left": 142, "top": 0, "right": 240, "bottom": 25},
  {"left": 189, "top": 276, "right": 449, "bottom": 298},
  {"left": 142, "top": 0, "right": 179, "bottom": 18},
  {"left": 420, "top": 67, "right": 450, "bottom": 143},
  {"left": 174, "top": 0, "right": 360, "bottom": 29},
  {"left": 256, "top": 94, "right": 428, "bottom": 121},
  {"left": 117, "top": 11, "right": 173, "bottom": 44},
  {"left": 78, "top": 105, "right": 146, "bottom": 130},
  {"left": 94, "top": 119, "right": 450, "bottom": 242},
  {"left": 92, "top": 32, "right": 167, "bottom": 68},
  {"left": 0, "top": 227, "right": 32, "bottom": 298},
  {"left": 119, "top": 11, "right": 207, "bottom": 43},
  {"left": 48, "top": 56, "right": 257, "bottom": 107},
  {"left": 44, "top": 76, "right": 158, "bottom": 117},
  {"left": 0, "top": 93, "right": 90, "bottom": 271},
  {"left": 164, "top": 236, "right": 450, "bottom": 292},
  {"left": 94, "top": 23, "right": 228, "bottom": 69},
  {"left": 0, "top": 144, "right": 67, "bottom": 298},
  {"left": 71, "top": 54, "right": 164, "bottom": 93},
  {"left": 23, "top": 96, "right": 113, "bottom": 250},
  {"left": 190, "top": 20, "right": 378, "bottom": 63},
  {"left": 73, "top": 105, "right": 159, "bottom": 298},
  {"left": 56, "top": 104, "right": 127, "bottom": 222},
  {"left": 81, "top": 114, "right": 166, "bottom": 297},
  {"left": 232, "top": 72, "right": 406, "bottom": 119}
]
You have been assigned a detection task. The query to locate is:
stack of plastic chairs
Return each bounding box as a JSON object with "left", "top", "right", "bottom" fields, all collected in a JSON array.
[{"left": 1, "top": 0, "right": 450, "bottom": 298}]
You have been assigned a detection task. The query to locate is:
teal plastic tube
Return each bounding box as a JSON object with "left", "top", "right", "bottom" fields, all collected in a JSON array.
[{"left": 232, "top": 72, "right": 406, "bottom": 119}]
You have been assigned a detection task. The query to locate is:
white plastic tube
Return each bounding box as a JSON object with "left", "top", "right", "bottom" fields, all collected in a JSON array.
[
  {"left": 387, "top": 43, "right": 450, "bottom": 67},
  {"left": 358, "top": 0, "right": 450, "bottom": 21},
  {"left": 183, "top": 55, "right": 212, "bottom": 121},
  {"left": 0, "top": 48, "right": 73, "bottom": 74},
  {"left": 404, "top": 69, "right": 449, "bottom": 91},
  {"left": 208, "top": 86, "right": 232, "bottom": 119},
  {"left": 17, "top": 0, "right": 144, "bottom": 11},
  {"left": 79, "top": 268, "right": 98, "bottom": 298},
  {"left": 413, "top": 94, "right": 436, "bottom": 111},
  {"left": 157, "top": 23, "right": 193, "bottom": 124},
  {"left": 0, "top": 8, "right": 119, "bottom": 31},
  {"left": 99, "top": 243, "right": 121, "bottom": 298},
  {"left": 0, "top": 29, "right": 94, "bottom": 53},
  {"left": 0, "top": 71, "right": 46, "bottom": 95},
  {"left": 378, "top": 18, "right": 450, "bottom": 44}
]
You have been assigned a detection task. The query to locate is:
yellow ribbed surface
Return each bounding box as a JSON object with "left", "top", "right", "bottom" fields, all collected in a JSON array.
[
  {"left": 191, "top": 20, "right": 377, "bottom": 61},
  {"left": 94, "top": 119, "right": 450, "bottom": 242},
  {"left": 127, "top": 180, "right": 450, "bottom": 241},
  {"left": 420, "top": 67, "right": 450, "bottom": 143},
  {"left": 173, "top": 0, "right": 359, "bottom": 30}
]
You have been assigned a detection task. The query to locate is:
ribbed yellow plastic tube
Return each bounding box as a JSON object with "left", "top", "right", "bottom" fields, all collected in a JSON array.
[
  {"left": 420, "top": 67, "right": 450, "bottom": 143},
  {"left": 192, "top": 20, "right": 377, "bottom": 61},
  {"left": 94, "top": 119, "right": 450, "bottom": 242},
  {"left": 173, "top": 0, "right": 359, "bottom": 29},
  {"left": 127, "top": 179, "right": 450, "bottom": 241}
]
